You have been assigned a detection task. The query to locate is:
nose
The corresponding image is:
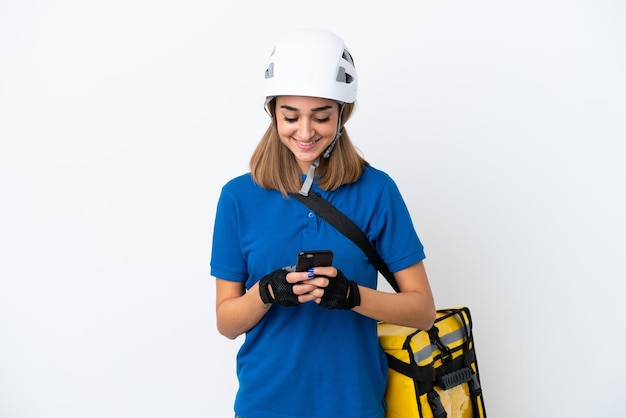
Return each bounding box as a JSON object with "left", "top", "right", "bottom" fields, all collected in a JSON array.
[{"left": 297, "top": 119, "right": 315, "bottom": 141}]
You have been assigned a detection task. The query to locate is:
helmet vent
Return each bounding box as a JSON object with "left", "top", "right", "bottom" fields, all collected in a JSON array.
[
  {"left": 336, "top": 67, "right": 354, "bottom": 84},
  {"left": 342, "top": 49, "right": 354, "bottom": 66},
  {"left": 265, "top": 63, "right": 274, "bottom": 79}
]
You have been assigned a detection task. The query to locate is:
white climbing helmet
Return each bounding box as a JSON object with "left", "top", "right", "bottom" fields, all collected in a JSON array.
[{"left": 263, "top": 28, "right": 358, "bottom": 104}]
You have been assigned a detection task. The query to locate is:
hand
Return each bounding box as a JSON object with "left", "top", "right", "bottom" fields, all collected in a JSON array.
[
  {"left": 297, "top": 267, "right": 361, "bottom": 310},
  {"left": 258, "top": 268, "right": 300, "bottom": 306}
]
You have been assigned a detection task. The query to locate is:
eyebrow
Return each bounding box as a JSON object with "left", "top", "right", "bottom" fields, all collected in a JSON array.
[{"left": 280, "top": 105, "right": 334, "bottom": 112}]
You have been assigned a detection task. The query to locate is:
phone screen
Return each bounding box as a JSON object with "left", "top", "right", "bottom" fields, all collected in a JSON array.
[{"left": 295, "top": 250, "right": 334, "bottom": 272}]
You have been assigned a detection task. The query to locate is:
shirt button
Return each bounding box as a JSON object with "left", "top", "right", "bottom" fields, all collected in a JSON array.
[{"left": 308, "top": 212, "right": 314, "bottom": 218}]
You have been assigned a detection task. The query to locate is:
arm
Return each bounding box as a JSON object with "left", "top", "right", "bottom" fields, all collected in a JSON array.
[
  {"left": 216, "top": 266, "right": 318, "bottom": 339},
  {"left": 297, "top": 261, "right": 436, "bottom": 330},
  {"left": 354, "top": 261, "right": 436, "bottom": 330},
  {"left": 215, "top": 279, "right": 271, "bottom": 340}
]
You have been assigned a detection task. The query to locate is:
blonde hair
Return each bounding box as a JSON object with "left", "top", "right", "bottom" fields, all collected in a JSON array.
[{"left": 250, "top": 101, "right": 368, "bottom": 197}]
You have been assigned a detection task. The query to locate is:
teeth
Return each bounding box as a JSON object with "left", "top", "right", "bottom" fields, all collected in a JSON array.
[{"left": 298, "top": 140, "right": 316, "bottom": 146}]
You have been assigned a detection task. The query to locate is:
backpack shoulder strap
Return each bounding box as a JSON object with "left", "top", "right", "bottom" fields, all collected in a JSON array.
[{"left": 290, "top": 192, "right": 400, "bottom": 292}]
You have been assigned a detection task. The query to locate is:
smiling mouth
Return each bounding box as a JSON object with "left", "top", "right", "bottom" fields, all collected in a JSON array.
[{"left": 296, "top": 139, "right": 319, "bottom": 146}]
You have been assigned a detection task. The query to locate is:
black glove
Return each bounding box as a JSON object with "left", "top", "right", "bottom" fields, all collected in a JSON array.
[
  {"left": 259, "top": 268, "right": 299, "bottom": 306},
  {"left": 319, "top": 269, "right": 361, "bottom": 310}
]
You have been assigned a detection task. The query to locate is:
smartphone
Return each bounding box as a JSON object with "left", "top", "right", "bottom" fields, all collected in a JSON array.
[{"left": 295, "top": 250, "right": 334, "bottom": 272}]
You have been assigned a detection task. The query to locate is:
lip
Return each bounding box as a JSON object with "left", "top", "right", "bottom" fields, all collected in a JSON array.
[{"left": 294, "top": 138, "right": 320, "bottom": 150}]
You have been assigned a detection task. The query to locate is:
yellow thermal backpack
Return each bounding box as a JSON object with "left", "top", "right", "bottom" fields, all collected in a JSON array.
[{"left": 378, "top": 307, "right": 486, "bottom": 418}]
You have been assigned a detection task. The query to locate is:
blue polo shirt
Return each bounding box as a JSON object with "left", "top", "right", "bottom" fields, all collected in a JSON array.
[{"left": 211, "top": 165, "right": 425, "bottom": 418}]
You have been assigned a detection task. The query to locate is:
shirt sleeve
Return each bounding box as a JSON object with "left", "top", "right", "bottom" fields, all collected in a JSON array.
[
  {"left": 210, "top": 185, "right": 248, "bottom": 282},
  {"left": 374, "top": 176, "right": 426, "bottom": 273}
]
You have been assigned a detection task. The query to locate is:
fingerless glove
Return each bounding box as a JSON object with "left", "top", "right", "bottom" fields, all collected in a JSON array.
[
  {"left": 259, "top": 268, "right": 299, "bottom": 306},
  {"left": 319, "top": 269, "right": 361, "bottom": 310}
]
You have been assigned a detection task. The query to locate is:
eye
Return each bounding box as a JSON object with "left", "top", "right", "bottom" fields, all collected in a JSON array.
[
  {"left": 315, "top": 117, "right": 330, "bottom": 123},
  {"left": 282, "top": 116, "right": 298, "bottom": 123}
]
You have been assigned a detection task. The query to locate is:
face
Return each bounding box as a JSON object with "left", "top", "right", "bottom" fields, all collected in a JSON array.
[{"left": 275, "top": 96, "right": 340, "bottom": 174}]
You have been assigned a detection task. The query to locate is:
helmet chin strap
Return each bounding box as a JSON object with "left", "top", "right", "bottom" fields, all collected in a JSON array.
[
  {"left": 322, "top": 133, "right": 339, "bottom": 158},
  {"left": 298, "top": 104, "right": 345, "bottom": 196},
  {"left": 326, "top": 103, "right": 345, "bottom": 156},
  {"left": 298, "top": 127, "right": 340, "bottom": 196},
  {"left": 298, "top": 156, "right": 320, "bottom": 196}
]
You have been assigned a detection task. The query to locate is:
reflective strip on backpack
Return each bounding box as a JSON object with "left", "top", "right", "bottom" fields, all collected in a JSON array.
[{"left": 413, "top": 327, "right": 466, "bottom": 363}]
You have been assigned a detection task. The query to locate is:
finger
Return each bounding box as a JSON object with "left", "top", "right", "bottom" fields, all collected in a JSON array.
[
  {"left": 307, "top": 288, "right": 325, "bottom": 298},
  {"left": 292, "top": 277, "right": 328, "bottom": 291},
  {"left": 292, "top": 283, "right": 318, "bottom": 295},
  {"left": 297, "top": 293, "right": 317, "bottom": 304},
  {"left": 286, "top": 271, "right": 313, "bottom": 283},
  {"left": 305, "top": 276, "right": 330, "bottom": 289},
  {"left": 309, "top": 266, "right": 337, "bottom": 278}
]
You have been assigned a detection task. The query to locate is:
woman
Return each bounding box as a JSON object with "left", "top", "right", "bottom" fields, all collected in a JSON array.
[{"left": 211, "top": 28, "right": 436, "bottom": 418}]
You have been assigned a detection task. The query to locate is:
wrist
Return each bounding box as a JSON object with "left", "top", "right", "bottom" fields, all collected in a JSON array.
[{"left": 348, "top": 280, "right": 361, "bottom": 308}]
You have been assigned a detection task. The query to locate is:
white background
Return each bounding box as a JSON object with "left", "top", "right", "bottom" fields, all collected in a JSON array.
[{"left": 1, "top": 1, "right": 625, "bottom": 417}]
